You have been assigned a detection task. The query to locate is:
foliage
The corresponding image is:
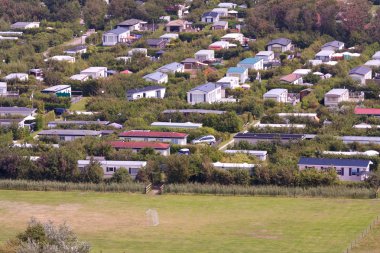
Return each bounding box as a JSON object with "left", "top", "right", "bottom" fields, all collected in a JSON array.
[
  {"left": 9, "top": 218, "right": 91, "bottom": 253},
  {"left": 110, "top": 167, "right": 132, "bottom": 183}
]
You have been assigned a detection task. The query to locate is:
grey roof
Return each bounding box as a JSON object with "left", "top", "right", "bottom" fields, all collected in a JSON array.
[
  {"left": 11, "top": 22, "right": 38, "bottom": 28},
  {"left": 118, "top": 19, "right": 145, "bottom": 26},
  {"left": 143, "top": 72, "right": 168, "bottom": 81},
  {"left": 267, "top": 38, "right": 292, "bottom": 46},
  {"left": 163, "top": 109, "right": 226, "bottom": 114},
  {"left": 127, "top": 85, "right": 165, "bottom": 94},
  {"left": 325, "top": 89, "right": 348, "bottom": 96},
  {"left": 42, "top": 85, "right": 70, "bottom": 93},
  {"left": 224, "top": 150, "right": 267, "bottom": 155},
  {"left": 256, "top": 51, "right": 274, "bottom": 56},
  {"left": 234, "top": 132, "right": 305, "bottom": 140},
  {"left": 339, "top": 136, "right": 380, "bottom": 143},
  {"left": 349, "top": 66, "right": 372, "bottom": 76},
  {"left": 147, "top": 38, "right": 165, "bottom": 46},
  {"left": 322, "top": 41, "right": 344, "bottom": 49},
  {"left": 373, "top": 51, "right": 380, "bottom": 59},
  {"left": 181, "top": 58, "right": 199, "bottom": 63},
  {"left": 315, "top": 50, "right": 334, "bottom": 57},
  {"left": 104, "top": 27, "right": 130, "bottom": 35},
  {"left": 264, "top": 88, "right": 288, "bottom": 96},
  {"left": 158, "top": 62, "right": 184, "bottom": 72},
  {"left": 0, "top": 107, "right": 36, "bottom": 116},
  {"left": 48, "top": 120, "right": 109, "bottom": 126},
  {"left": 0, "top": 118, "right": 23, "bottom": 125},
  {"left": 212, "top": 21, "right": 228, "bottom": 27},
  {"left": 202, "top": 12, "right": 219, "bottom": 18},
  {"left": 298, "top": 157, "right": 371, "bottom": 167},
  {"left": 190, "top": 83, "right": 219, "bottom": 93},
  {"left": 38, "top": 129, "right": 102, "bottom": 136}
]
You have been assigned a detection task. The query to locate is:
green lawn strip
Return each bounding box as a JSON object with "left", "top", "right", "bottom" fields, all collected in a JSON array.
[
  {"left": 70, "top": 97, "right": 90, "bottom": 111},
  {"left": 0, "top": 191, "right": 378, "bottom": 253}
]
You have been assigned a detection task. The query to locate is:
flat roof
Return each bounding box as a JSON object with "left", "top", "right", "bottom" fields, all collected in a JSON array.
[
  {"left": 277, "top": 113, "right": 318, "bottom": 117},
  {"left": 0, "top": 107, "right": 36, "bottom": 116},
  {"left": 48, "top": 120, "right": 109, "bottom": 125},
  {"left": 234, "top": 132, "right": 305, "bottom": 140},
  {"left": 162, "top": 109, "right": 226, "bottom": 114},
  {"left": 119, "top": 130, "right": 188, "bottom": 138},
  {"left": 315, "top": 50, "right": 334, "bottom": 57},
  {"left": 127, "top": 85, "right": 165, "bottom": 94},
  {"left": 81, "top": 67, "right": 107, "bottom": 73},
  {"left": 221, "top": 33, "right": 243, "bottom": 39},
  {"left": 325, "top": 88, "right": 348, "bottom": 96},
  {"left": 42, "top": 85, "right": 70, "bottom": 92},
  {"left": 212, "top": 162, "right": 255, "bottom": 168},
  {"left": 298, "top": 157, "right": 371, "bottom": 167},
  {"left": 151, "top": 122, "right": 202, "bottom": 128},
  {"left": 227, "top": 67, "right": 246, "bottom": 73},
  {"left": 340, "top": 136, "right": 380, "bottom": 142},
  {"left": 78, "top": 160, "right": 147, "bottom": 166},
  {"left": 110, "top": 141, "right": 170, "bottom": 150},
  {"left": 264, "top": 88, "right": 288, "bottom": 96},
  {"left": 38, "top": 129, "right": 102, "bottom": 136},
  {"left": 224, "top": 150, "right": 267, "bottom": 155},
  {"left": 190, "top": 82, "right": 219, "bottom": 93},
  {"left": 256, "top": 51, "right": 274, "bottom": 56}
]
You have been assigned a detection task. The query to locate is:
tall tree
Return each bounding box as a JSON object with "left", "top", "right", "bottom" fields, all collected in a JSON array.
[
  {"left": 83, "top": 0, "right": 108, "bottom": 29},
  {"left": 339, "top": 0, "right": 371, "bottom": 34},
  {"left": 108, "top": 0, "right": 137, "bottom": 19}
]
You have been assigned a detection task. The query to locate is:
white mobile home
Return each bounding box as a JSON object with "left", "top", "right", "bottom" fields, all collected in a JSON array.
[
  {"left": 78, "top": 160, "right": 147, "bottom": 179},
  {"left": 126, "top": 86, "right": 166, "bottom": 101},
  {"left": 187, "top": 83, "right": 222, "bottom": 105}
]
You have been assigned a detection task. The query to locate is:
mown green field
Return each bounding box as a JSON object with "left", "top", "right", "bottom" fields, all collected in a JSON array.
[{"left": 0, "top": 190, "right": 379, "bottom": 253}]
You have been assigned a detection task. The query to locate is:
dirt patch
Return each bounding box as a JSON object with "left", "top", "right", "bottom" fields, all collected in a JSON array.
[{"left": 0, "top": 201, "right": 147, "bottom": 233}]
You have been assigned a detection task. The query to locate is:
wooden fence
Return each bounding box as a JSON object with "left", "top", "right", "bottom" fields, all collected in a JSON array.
[{"left": 344, "top": 215, "right": 380, "bottom": 253}]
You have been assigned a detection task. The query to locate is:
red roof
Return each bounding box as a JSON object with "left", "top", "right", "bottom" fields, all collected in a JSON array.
[
  {"left": 119, "top": 130, "right": 188, "bottom": 138},
  {"left": 280, "top": 73, "right": 302, "bottom": 83},
  {"left": 110, "top": 141, "right": 170, "bottom": 150},
  {"left": 121, "top": 70, "right": 133, "bottom": 74},
  {"left": 354, "top": 108, "right": 380, "bottom": 115}
]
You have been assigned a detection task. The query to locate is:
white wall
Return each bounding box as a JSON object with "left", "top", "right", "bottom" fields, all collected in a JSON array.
[
  {"left": 298, "top": 165, "right": 369, "bottom": 181},
  {"left": 121, "top": 136, "right": 187, "bottom": 145}
]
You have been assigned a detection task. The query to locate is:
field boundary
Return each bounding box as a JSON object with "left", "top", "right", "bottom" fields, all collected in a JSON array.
[
  {"left": 164, "top": 183, "right": 378, "bottom": 199},
  {"left": 0, "top": 180, "right": 377, "bottom": 199},
  {"left": 344, "top": 215, "right": 380, "bottom": 253},
  {"left": 0, "top": 180, "right": 146, "bottom": 193}
]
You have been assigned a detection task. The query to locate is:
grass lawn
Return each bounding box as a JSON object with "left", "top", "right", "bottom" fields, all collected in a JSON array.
[
  {"left": 69, "top": 97, "right": 90, "bottom": 111},
  {"left": 352, "top": 222, "right": 380, "bottom": 253},
  {"left": 0, "top": 190, "right": 379, "bottom": 253}
]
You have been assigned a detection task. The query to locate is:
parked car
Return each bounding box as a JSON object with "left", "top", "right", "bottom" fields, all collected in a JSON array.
[
  {"left": 191, "top": 135, "right": 216, "bottom": 145},
  {"left": 178, "top": 148, "right": 190, "bottom": 155}
]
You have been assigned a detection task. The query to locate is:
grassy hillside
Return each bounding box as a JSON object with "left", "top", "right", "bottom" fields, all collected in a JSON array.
[{"left": 0, "top": 190, "right": 379, "bottom": 253}]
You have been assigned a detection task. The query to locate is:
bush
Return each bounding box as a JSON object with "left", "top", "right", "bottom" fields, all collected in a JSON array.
[{"left": 110, "top": 168, "right": 132, "bottom": 183}]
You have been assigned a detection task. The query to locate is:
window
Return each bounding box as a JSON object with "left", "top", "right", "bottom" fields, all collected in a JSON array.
[
  {"left": 106, "top": 167, "right": 116, "bottom": 172},
  {"left": 352, "top": 168, "right": 360, "bottom": 176}
]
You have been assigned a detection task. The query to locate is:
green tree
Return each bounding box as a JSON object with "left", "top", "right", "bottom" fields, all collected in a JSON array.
[
  {"left": 165, "top": 155, "right": 190, "bottom": 184},
  {"left": 83, "top": 0, "right": 108, "bottom": 29},
  {"left": 82, "top": 159, "right": 104, "bottom": 183},
  {"left": 110, "top": 167, "right": 132, "bottom": 183}
]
